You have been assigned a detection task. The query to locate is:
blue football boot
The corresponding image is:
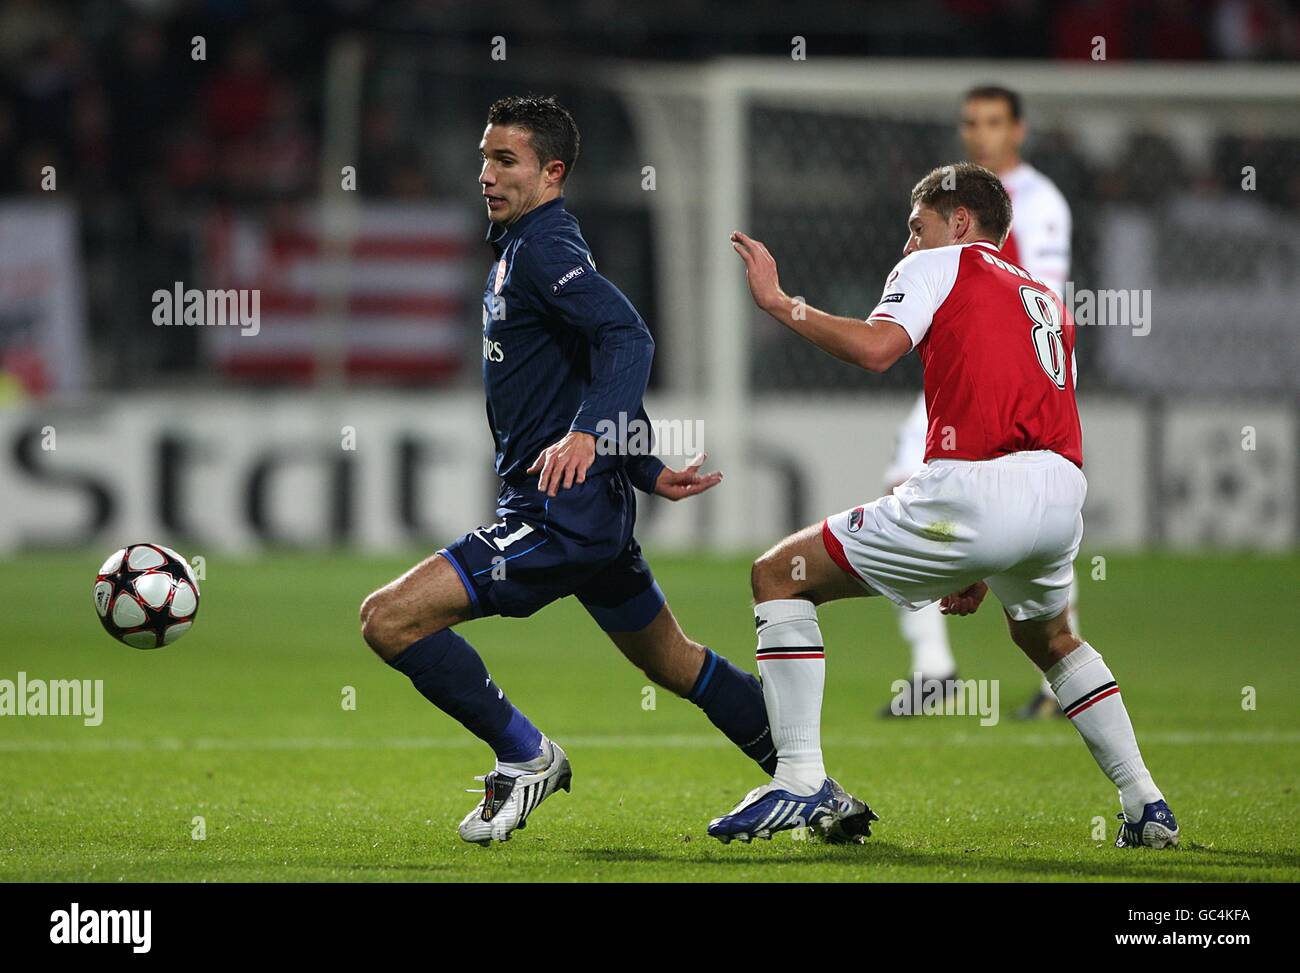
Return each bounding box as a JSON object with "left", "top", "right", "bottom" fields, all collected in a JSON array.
[
  {"left": 1114, "top": 800, "right": 1180, "bottom": 849},
  {"left": 709, "top": 777, "right": 879, "bottom": 844}
]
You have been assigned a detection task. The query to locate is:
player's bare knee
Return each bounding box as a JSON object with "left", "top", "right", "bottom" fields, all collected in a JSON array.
[
  {"left": 358, "top": 589, "right": 377, "bottom": 632},
  {"left": 750, "top": 555, "right": 777, "bottom": 600},
  {"left": 751, "top": 549, "right": 800, "bottom": 602},
  {"left": 358, "top": 588, "right": 390, "bottom": 655},
  {"left": 359, "top": 588, "right": 419, "bottom": 660}
]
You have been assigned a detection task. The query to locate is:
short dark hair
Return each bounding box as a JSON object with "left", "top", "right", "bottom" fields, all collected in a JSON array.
[
  {"left": 963, "top": 84, "right": 1022, "bottom": 121},
  {"left": 910, "top": 162, "right": 1013, "bottom": 243},
  {"left": 486, "top": 94, "right": 580, "bottom": 182}
]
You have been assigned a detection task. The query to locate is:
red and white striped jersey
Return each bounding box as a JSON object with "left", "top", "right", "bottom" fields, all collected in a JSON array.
[{"left": 869, "top": 241, "right": 1082, "bottom": 468}]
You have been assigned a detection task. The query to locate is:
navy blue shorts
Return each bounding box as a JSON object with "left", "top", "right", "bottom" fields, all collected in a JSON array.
[{"left": 439, "top": 468, "right": 665, "bottom": 632}]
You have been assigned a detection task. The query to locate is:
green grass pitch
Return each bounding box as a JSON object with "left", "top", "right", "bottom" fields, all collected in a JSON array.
[{"left": 1, "top": 550, "right": 1297, "bottom": 882}]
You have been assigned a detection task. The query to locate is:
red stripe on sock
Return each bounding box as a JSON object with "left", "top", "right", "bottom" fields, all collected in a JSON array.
[
  {"left": 1065, "top": 685, "right": 1121, "bottom": 718},
  {"left": 755, "top": 652, "right": 825, "bottom": 660}
]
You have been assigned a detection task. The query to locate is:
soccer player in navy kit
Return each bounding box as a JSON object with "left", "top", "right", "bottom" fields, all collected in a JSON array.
[{"left": 359, "top": 96, "right": 873, "bottom": 845}]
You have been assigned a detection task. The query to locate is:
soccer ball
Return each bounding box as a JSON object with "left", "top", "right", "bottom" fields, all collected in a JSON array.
[{"left": 93, "top": 543, "right": 200, "bottom": 649}]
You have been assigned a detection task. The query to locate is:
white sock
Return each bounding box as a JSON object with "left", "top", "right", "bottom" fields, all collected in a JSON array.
[
  {"left": 1046, "top": 643, "right": 1162, "bottom": 821},
  {"left": 754, "top": 598, "right": 827, "bottom": 795},
  {"left": 899, "top": 601, "right": 955, "bottom": 678}
]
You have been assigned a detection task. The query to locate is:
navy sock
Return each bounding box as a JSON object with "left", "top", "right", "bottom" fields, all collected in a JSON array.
[
  {"left": 388, "top": 629, "right": 543, "bottom": 764},
  {"left": 688, "top": 648, "right": 777, "bottom": 775}
]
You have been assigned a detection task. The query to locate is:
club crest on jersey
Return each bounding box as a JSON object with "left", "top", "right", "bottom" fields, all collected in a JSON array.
[
  {"left": 493, "top": 258, "right": 507, "bottom": 295},
  {"left": 848, "top": 506, "right": 865, "bottom": 533}
]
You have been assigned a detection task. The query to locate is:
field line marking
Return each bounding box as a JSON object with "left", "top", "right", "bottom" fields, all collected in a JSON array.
[{"left": 1, "top": 729, "right": 1298, "bottom": 753}]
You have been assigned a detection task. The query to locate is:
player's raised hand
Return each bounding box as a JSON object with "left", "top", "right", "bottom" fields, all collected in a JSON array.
[
  {"left": 653, "top": 452, "right": 723, "bottom": 501},
  {"left": 939, "top": 580, "right": 989, "bottom": 616},
  {"left": 527, "top": 430, "right": 597, "bottom": 497},
  {"left": 730, "top": 230, "right": 785, "bottom": 312}
]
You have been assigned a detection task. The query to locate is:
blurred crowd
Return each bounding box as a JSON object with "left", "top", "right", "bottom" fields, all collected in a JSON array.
[
  {"left": 1, "top": 5, "right": 316, "bottom": 204},
  {"left": 0, "top": 0, "right": 1297, "bottom": 202},
  {"left": 947, "top": 0, "right": 1300, "bottom": 60}
]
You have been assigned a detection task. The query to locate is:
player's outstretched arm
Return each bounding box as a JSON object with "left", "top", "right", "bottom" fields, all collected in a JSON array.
[
  {"left": 650, "top": 452, "right": 723, "bottom": 501},
  {"left": 730, "top": 230, "right": 911, "bottom": 373}
]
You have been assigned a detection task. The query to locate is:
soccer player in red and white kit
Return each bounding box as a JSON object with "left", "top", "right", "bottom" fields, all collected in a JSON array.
[
  {"left": 883, "top": 85, "right": 1076, "bottom": 720},
  {"left": 708, "top": 163, "right": 1178, "bottom": 850}
]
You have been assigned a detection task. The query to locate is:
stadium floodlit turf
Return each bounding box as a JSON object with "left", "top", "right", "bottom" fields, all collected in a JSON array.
[{"left": 1, "top": 550, "right": 1297, "bottom": 882}]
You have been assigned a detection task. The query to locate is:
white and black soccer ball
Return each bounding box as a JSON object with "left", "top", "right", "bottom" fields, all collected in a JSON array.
[{"left": 93, "top": 544, "right": 200, "bottom": 649}]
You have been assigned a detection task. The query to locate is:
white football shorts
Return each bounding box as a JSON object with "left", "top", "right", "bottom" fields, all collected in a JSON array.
[{"left": 823, "top": 450, "right": 1086, "bottom": 622}]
